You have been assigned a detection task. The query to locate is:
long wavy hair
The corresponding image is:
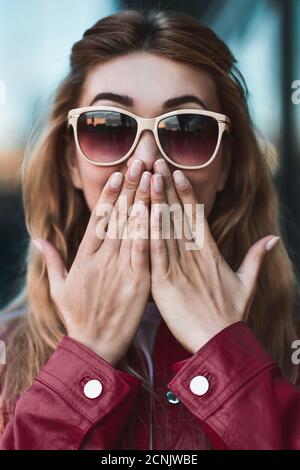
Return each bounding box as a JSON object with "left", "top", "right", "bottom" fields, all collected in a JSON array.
[{"left": 1, "top": 9, "right": 299, "bottom": 448}]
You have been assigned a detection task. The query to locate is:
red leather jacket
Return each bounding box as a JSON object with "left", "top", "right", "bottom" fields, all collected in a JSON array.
[{"left": 0, "top": 315, "right": 300, "bottom": 450}]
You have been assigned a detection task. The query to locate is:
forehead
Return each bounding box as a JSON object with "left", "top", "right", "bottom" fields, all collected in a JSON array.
[{"left": 79, "top": 52, "right": 220, "bottom": 113}]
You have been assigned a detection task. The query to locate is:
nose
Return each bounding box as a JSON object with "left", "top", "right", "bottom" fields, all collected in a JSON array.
[{"left": 126, "top": 130, "right": 165, "bottom": 173}]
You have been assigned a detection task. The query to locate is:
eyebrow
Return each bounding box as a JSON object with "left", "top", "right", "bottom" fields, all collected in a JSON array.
[{"left": 88, "top": 92, "right": 208, "bottom": 110}]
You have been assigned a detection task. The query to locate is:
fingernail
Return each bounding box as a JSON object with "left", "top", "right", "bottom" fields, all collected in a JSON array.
[
  {"left": 130, "top": 159, "right": 143, "bottom": 177},
  {"left": 110, "top": 172, "right": 123, "bottom": 189},
  {"left": 266, "top": 236, "right": 280, "bottom": 251},
  {"left": 173, "top": 170, "right": 187, "bottom": 188},
  {"left": 140, "top": 171, "right": 151, "bottom": 191},
  {"left": 153, "top": 174, "right": 163, "bottom": 192},
  {"left": 33, "top": 239, "right": 43, "bottom": 253},
  {"left": 155, "top": 159, "right": 170, "bottom": 177}
]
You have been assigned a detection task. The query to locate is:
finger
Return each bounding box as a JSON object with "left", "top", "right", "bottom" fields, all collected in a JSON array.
[
  {"left": 237, "top": 235, "right": 280, "bottom": 297},
  {"left": 120, "top": 170, "right": 151, "bottom": 259},
  {"left": 154, "top": 159, "right": 183, "bottom": 253},
  {"left": 150, "top": 171, "right": 179, "bottom": 261},
  {"left": 105, "top": 158, "right": 146, "bottom": 251},
  {"left": 78, "top": 171, "right": 124, "bottom": 255},
  {"left": 131, "top": 201, "right": 150, "bottom": 273},
  {"left": 32, "top": 238, "right": 67, "bottom": 299},
  {"left": 150, "top": 183, "right": 169, "bottom": 276},
  {"left": 134, "top": 170, "right": 152, "bottom": 209},
  {"left": 172, "top": 169, "right": 210, "bottom": 253}
]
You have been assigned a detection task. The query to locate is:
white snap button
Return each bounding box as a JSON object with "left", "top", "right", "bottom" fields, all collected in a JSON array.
[
  {"left": 83, "top": 379, "right": 102, "bottom": 399},
  {"left": 189, "top": 375, "right": 209, "bottom": 396}
]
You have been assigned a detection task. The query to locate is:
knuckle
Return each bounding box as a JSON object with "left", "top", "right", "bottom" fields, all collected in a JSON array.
[
  {"left": 134, "top": 240, "right": 147, "bottom": 255},
  {"left": 123, "top": 177, "right": 138, "bottom": 191},
  {"left": 96, "top": 201, "right": 113, "bottom": 217},
  {"left": 133, "top": 192, "right": 149, "bottom": 205},
  {"left": 95, "top": 222, "right": 107, "bottom": 240},
  {"left": 151, "top": 243, "right": 166, "bottom": 255},
  {"left": 95, "top": 213, "right": 110, "bottom": 231},
  {"left": 163, "top": 175, "right": 174, "bottom": 190},
  {"left": 99, "top": 186, "right": 118, "bottom": 202},
  {"left": 151, "top": 197, "right": 165, "bottom": 208}
]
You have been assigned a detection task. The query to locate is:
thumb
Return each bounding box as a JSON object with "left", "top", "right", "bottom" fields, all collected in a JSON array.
[
  {"left": 32, "top": 238, "right": 67, "bottom": 297},
  {"left": 237, "top": 235, "right": 280, "bottom": 295}
]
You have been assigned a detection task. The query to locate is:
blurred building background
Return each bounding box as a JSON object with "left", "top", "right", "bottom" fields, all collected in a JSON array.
[{"left": 0, "top": 0, "right": 299, "bottom": 308}]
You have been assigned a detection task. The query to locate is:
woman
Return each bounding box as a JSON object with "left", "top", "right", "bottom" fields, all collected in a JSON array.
[{"left": 0, "top": 9, "right": 299, "bottom": 450}]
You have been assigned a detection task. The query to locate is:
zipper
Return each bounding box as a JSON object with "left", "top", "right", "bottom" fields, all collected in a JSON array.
[
  {"left": 140, "top": 348, "right": 154, "bottom": 450},
  {"left": 149, "top": 390, "right": 153, "bottom": 450}
]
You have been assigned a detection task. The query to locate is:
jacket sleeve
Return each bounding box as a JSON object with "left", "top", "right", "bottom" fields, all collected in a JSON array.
[
  {"left": 0, "top": 336, "right": 143, "bottom": 450},
  {"left": 167, "top": 321, "right": 300, "bottom": 450}
]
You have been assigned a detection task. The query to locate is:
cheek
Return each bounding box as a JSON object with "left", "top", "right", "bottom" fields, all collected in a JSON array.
[
  {"left": 76, "top": 157, "right": 118, "bottom": 211},
  {"left": 186, "top": 158, "right": 223, "bottom": 217}
]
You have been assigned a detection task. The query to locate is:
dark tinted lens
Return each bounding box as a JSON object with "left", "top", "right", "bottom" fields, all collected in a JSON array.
[
  {"left": 77, "top": 111, "right": 137, "bottom": 163},
  {"left": 158, "top": 114, "right": 219, "bottom": 166}
]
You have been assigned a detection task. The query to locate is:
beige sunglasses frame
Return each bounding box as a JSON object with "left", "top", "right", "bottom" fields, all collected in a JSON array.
[{"left": 67, "top": 105, "right": 231, "bottom": 170}]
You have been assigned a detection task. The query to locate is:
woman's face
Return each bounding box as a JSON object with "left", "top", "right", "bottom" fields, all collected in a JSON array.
[{"left": 68, "top": 52, "right": 231, "bottom": 215}]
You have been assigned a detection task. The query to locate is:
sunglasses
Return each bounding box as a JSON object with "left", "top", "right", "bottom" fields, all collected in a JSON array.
[{"left": 67, "top": 105, "right": 231, "bottom": 170}]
